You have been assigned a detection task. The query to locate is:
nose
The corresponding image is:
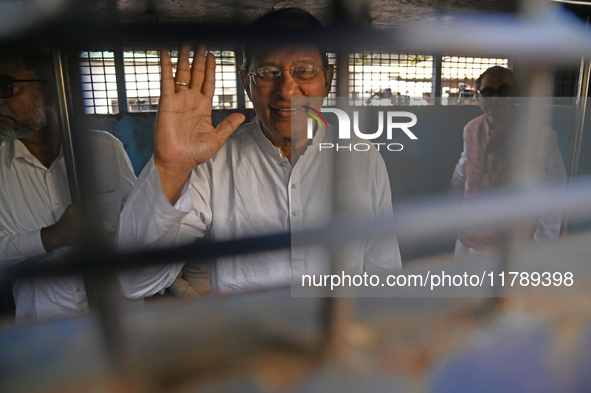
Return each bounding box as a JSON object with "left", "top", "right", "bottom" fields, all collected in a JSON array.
[{"left": 276, "top": 70, "right": 303, "bottom": 100}]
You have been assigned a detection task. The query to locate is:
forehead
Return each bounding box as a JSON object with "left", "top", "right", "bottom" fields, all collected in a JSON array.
[
  {"left": 249, "top": 45, "right": 323, "bottom": 67},
  {"left": 0, "top": 57, "right": 32, "bottom": 79},
  {"left": 480, "top": 71, "right": 513, "bottom": 88}
]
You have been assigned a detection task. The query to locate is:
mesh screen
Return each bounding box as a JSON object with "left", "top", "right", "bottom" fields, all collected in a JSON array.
[
  {"left": 349, "top": 52, "right": 433, "bottom": 106},
  {"left": 441, "top": 56, "right": 509, "bottom": 105},
  {"left": 79, "top": 51, "right": 118, "bottom": 114}
]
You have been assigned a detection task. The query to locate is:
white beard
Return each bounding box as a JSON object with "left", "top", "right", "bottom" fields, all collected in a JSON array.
[{"left": 0, "top": 99, "right": 47, "bottom": 139}]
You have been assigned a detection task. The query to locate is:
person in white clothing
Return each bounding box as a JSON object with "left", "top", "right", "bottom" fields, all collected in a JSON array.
[
  {"left": 117, "top": 8, "right": 401, "bottom": 299},
  {"left": 0, "top": 43, "right": 136, "bottom": 322}
]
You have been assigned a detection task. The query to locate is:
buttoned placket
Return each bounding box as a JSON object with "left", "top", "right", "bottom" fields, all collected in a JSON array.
[
  {"left": 71, "top": 275, "right": 87, "bottom": 310},
  {"left": 288, "top": 156, "right": 306, "bottom": 276},
  {"left": 44, "top": 160, "right": 66, "bottom": 221},
  {"left": 482, "top": 123, "right": 496, "bottom": 176}
]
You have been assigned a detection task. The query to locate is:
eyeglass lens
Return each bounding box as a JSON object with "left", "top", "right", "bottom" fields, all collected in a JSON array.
[
  {"left": 252, "top": 68, "right": 323, "bottom": 85},
  {"left": 479, "top": 84, "right": 513, "bottom": 98},
  {"left": 0, "top": 79, "right": 12, "bottom": 98}
]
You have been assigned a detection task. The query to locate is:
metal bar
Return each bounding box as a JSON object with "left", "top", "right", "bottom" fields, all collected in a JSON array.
[
  {"left": 327, "top": 42, "right": 356, "bottom": 356},
  {"left": 63, "top": 49, "right": 131, "bottom": 376},
  {"left": 113, "top": 49, "right": 128, "bottom": 114},
  {"left": 562, "top": 16, "right": 591, "bottom": 235},
  {"left": 235, "top": 49, "right": 246, "bottom": 109},
  {"left": 432, "top": 54, "right": 442, "bottom": 104},
  {"left": 336, "top": 50, "right": 349, "bottom": 101},
  {"left": 5, "top": 177, "right": 591, "bottom": 280},
  {"left": 51, "top": 46, "right": 80, "bottom": 204}
]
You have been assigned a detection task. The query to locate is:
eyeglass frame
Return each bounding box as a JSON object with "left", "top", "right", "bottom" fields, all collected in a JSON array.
[
  {"left": 246, "top": 66, "right": 326, "bottom": 86},
  {"left": 476, "top": 84, "right": 514, "bottom": 98},
  {"left": 0, "top": 78, "right": 47, "bottom": 99}
]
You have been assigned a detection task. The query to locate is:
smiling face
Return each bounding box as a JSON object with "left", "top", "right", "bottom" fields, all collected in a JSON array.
[
  {"left": 240, "top": 46, "right": 333, "bottom": 145},
  {"left": 0, "top": 57, "right": 47, "bottom": 139}
]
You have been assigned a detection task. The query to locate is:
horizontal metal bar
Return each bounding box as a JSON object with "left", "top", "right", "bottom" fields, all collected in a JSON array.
[
  {"left": 3, "top": 177, "right": 591, "bottom": 280},
  {"left": 7, "top": 11, "right": 591, "bottom": 61}
]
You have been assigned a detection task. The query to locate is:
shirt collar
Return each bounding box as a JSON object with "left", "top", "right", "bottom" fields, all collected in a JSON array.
[
  {"left": 250, "top": 115, "right": 327, "bottom": 155},
  {"left": 1, "top": 137, "right": 63, "bottom": 170},
  {"left": 251, "top": 117, "right": 283, "bottom": 158}
]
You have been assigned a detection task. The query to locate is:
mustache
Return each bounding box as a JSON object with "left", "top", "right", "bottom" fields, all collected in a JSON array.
[{"left": 0, "top": 108, "right": 16, "bottom": 122}]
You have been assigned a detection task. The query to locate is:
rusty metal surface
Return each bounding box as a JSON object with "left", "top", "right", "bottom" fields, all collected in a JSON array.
[{"left": 81, "top": 0, "right": 520, "bottom": 28}]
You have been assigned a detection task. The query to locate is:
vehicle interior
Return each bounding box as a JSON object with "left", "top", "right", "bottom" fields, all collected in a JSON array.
[{"left": 1, "top": 0, "right": 591, "bottom": 392}]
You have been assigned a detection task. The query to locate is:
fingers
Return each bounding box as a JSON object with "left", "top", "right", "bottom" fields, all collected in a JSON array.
[
  {"left": 189, "top": 44, "right": 207, "bottom": 90},
  {"left": 174, "top": 43, "right": 192, "bottom": 89},
  {"left": 201, "top": 52, "right": 216, "bottom": 99},
  {"left": 160, "top": 49, "right": 174, "bottom": 96},
  {"left": 215, "top": 113, "right": 246, "bottom": 142}
]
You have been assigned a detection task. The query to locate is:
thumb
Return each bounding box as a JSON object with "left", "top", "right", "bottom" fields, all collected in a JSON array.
[{"left": 215, "top": 113, "right": 245, "bottom": 142}]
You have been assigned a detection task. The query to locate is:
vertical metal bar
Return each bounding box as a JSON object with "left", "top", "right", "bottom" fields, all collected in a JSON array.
[
  {"left": 336, "top": 50, "right": 349, "bottom": 102},
  {"left": 235, "top": 49, "right": 246, "bottom": 109},
  {"left": 322, "top": 49, "right": 357, "bottom": 357},
  {"left": 432, "top": 54, "right": 442, "bottom": 105},
  {"left": 114, "top": 49, "right": 128, "bottom": 114},
  {"left": 51, "top": 46, "right": 80, "bottom": 204},
  {"left": 561, "top": 17, "right": 591, "bottom": 236},
  {"left": 65, "top": 49, "right": 138, "bottom": 390}
]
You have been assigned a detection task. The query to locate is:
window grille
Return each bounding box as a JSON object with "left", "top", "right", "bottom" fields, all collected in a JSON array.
[
  {"left": 80, "top": 49, "right": 238, "bottom": 113},
  {"left": 441, "top": 56, "right": 509, "bottom": 105},
  {"left": 349, "top": 51, "right": 433, "bottom": 106},
  {"left": 208, "top": 50, "right": 238, "bottom": 109},
  {"left": 553, "top": 67, "right": 578, "bottom": 100},
  {"left": 79, "top": 51, "right": 118, "bottom": 114},
  {"left": 124, "top": 50, "right": 161, "bottom": 112},
  {"left": 78, "top": 51, "right": 535, "bottom": 111}
]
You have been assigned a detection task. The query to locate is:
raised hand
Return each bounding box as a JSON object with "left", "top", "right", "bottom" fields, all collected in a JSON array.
[{"left": 154, "top": 43, "right": 245, "bottom": 204}]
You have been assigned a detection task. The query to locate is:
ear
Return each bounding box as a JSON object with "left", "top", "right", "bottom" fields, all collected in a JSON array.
[
  {"left": 323, "top": 64, "right": 334, "bottom": 95},
  {"left": 239, "top": 70, "right": 252, "bottom": 100}
]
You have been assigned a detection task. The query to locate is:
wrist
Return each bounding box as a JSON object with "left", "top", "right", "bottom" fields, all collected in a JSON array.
[
  {"left": 40, "top": 225, "right": 59, "bottom": 253},
  {"left": 154, "top": 160, "right": 193, "bottom": 205}
]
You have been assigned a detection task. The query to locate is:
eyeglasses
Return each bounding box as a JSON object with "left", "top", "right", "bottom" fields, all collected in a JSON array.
[
  {"left": 477, "top": 84, "right": 514, "bottom": 98},
  {"left": 247, "top": 66, "right": 325, "bottom": 86},
  {"left": 0, "top": 78, "right": 46, "bottom": 99}
]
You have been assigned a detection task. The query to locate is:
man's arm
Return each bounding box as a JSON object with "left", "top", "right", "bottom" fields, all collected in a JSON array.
[
  {"left": 448, "top": 126, "right": 468, "bottom": 195},
  {"left": 0, "top": 203, "right": 84, "bottom": 266},
  {"left": 117, "top": 44, "right": 241, "bottom": 298},
  {"left": 0, "top": 229, "right": 47, "bottom": 266}
]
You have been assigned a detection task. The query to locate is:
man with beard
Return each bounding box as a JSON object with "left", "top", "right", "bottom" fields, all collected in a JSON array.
[
  {"left": 0, "top": 44, "right": 136, "bottom": 321},
  {"left": 117, "top": 8, "right": 401, "bottom": 299},
  {"left": 449, "top": 66, "right": 566, "bottom": 255}
]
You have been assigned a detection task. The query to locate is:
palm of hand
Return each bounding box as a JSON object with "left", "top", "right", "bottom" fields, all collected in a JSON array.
[
  {"left": 153, "top": 44, "right": 245, "bottom": 203},
  {"left": 155, "top": 88, "right": 221, "bottom": 169}
]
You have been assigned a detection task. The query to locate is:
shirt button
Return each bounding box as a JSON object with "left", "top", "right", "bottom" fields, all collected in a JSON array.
[
  {"left": 48, "top": 172, "right": 52, "bottom": 176},
  {"left": 292, "top": 184, "right": 297, "bottom": 189},
  {"left": 280, "top": 160, "right": 288, "bottom": 167},
  {"left": 293, "top": 210, "right": 300, "bottom": 216},
  {"left": 76, "top": 288, "right": 80, "bottom": 292},
  {"left": 55, "top": 201, "right": 60, "bottom": 205}
]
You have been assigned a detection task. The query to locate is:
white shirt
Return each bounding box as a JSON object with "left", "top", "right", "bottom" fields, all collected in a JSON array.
[
  {"left": 0, "top": 131, "right": 136, "bottom": 322},
  {"left": 117, "top": 117, "right": 401, "bottom": 298}
]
